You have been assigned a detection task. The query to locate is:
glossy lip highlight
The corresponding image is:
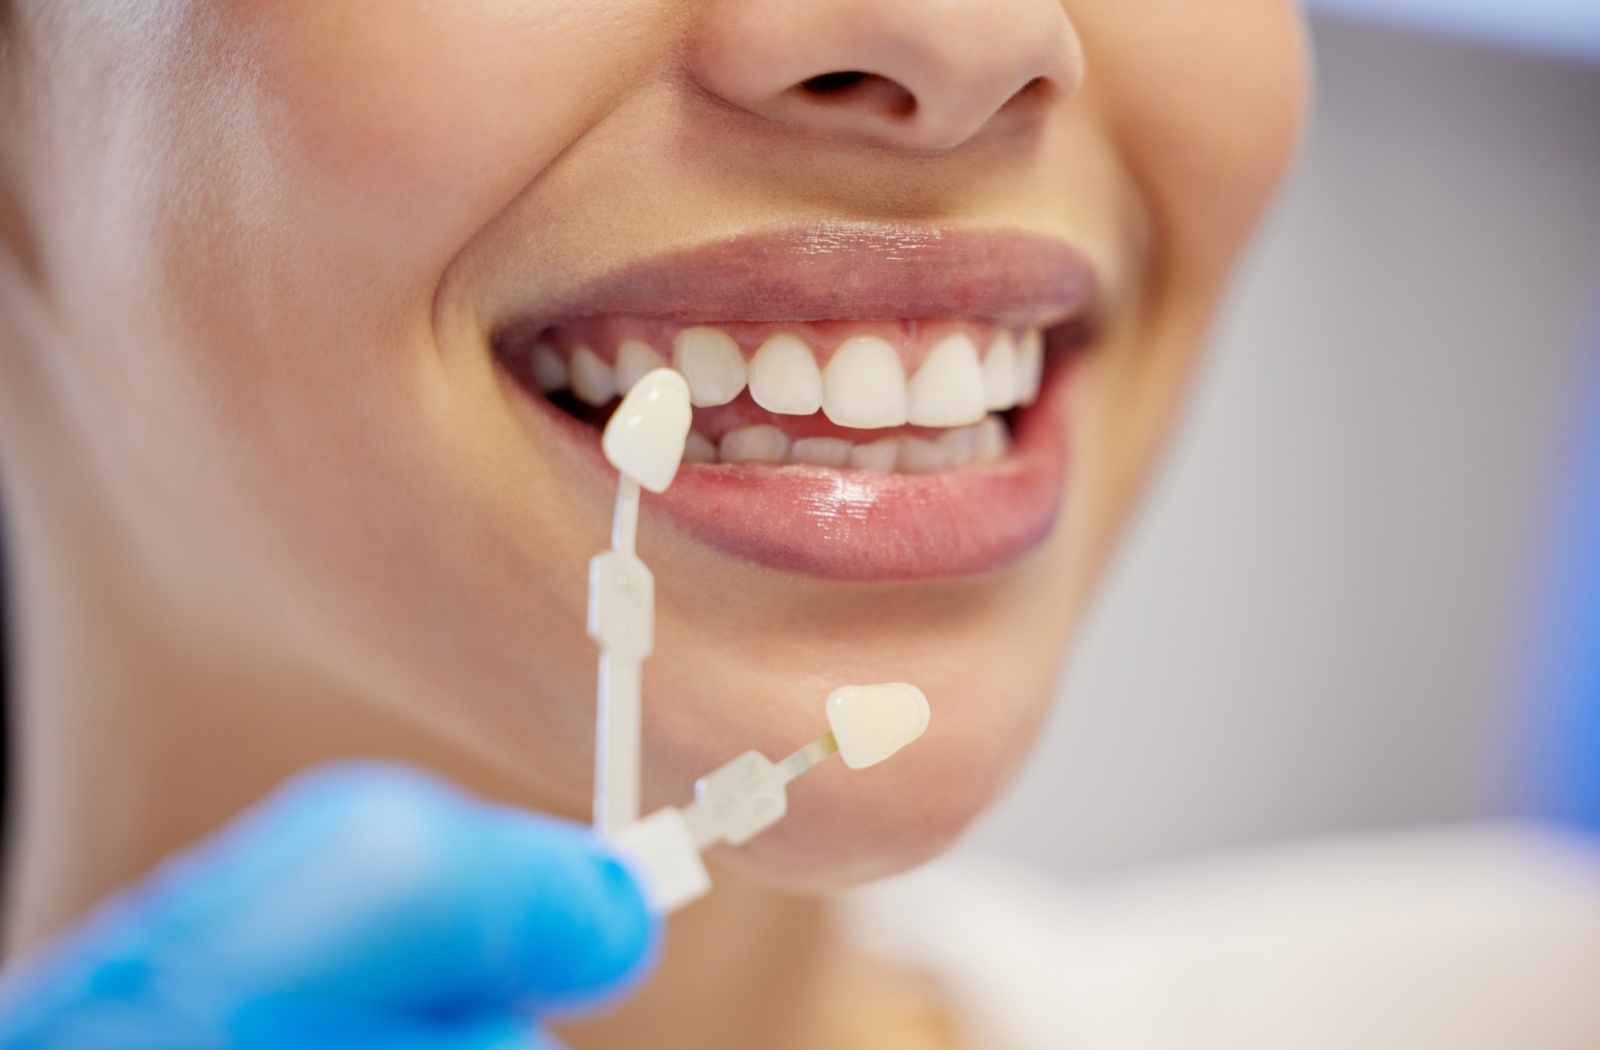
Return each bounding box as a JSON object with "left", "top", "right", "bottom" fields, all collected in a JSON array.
[
  {"left": 643, "top": 355, "right": 1072, "bottom": 579},
  {"left": 492, "top": 224, "right": 1095, "bottom": 580}
]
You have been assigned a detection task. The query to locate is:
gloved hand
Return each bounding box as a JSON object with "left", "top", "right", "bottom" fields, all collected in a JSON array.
[{"left": 0, "top": 763, "right": 658, "bottom": 1049}]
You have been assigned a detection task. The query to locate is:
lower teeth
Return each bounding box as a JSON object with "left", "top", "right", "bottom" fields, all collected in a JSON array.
[{"left": 684, "top": 415, "right": 1010, "bottom": 473}]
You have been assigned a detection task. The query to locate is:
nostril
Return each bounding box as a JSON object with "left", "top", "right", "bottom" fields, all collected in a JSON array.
[
  {"left": 999, "top": 76, "right": 1056, "bottom": 116},
  {"left": 801, "top": 71, "right": 869, "bottom": 95},
  {"left": 794, "top": 71, "right": 917, "bottom": 120}
]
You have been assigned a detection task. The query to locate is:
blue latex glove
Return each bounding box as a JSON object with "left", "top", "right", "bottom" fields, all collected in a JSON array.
[{"left": 0, "top": 763, "right": 659, "bottom": 1049}]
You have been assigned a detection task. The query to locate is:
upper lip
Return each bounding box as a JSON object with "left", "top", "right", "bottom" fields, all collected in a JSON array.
[{"left": 493, "top": 221, "right": 1098, "bottom": 343}]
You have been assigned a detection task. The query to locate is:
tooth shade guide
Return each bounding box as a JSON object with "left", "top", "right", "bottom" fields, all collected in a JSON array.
[
  {"left": 775, "top": 732, "right": 840, "bottom": 782},
  {"left": 601, "top": 368, "right": 693, "bottom": 494},
  {"left": 591, "top": 370, "right": 693, "bottom": 840},
  {"left": 826, "top": 683, "right": 931, "bottom": 769},
  {"left": 613, "top": 674, "right": 931, "bottom": 912}
]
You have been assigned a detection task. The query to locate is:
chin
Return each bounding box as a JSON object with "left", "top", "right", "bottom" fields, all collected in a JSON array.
[
  {"left": 631, "top": 624, "right": 1062, "bottom": 895},
  {"left": 717, "top": 735, "right": 1021, "bottom": 895}
]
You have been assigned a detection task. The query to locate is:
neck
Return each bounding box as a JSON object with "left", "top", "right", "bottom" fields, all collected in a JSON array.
[{"left": 0, "top": 530, "right": 839, "bottom": 1050}]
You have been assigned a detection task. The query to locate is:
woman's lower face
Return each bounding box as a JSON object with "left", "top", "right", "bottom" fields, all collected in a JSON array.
[{"left": 2, "top": 0, "right": 1305, "bottom": 890}]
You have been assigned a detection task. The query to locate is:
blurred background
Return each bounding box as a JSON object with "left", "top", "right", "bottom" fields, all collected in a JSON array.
[
  {"left": 967, "top": 5, "right": 1600, "bottom": 874},
  {"left": 0, "top": 3, "right": 1595, "bottom": 884}
]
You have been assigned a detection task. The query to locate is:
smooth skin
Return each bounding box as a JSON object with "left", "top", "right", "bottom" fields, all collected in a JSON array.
[{"left": 0, "top": 2, "right": 1306, "bottom": 1048}]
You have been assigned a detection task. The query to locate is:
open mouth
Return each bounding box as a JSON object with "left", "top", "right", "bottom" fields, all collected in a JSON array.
[
  {"left": 492, "top": 225, "right": 1096, "bottom": 580},
  {"left": 507, "top": 317, "right": 1042, "bottom": 471}
]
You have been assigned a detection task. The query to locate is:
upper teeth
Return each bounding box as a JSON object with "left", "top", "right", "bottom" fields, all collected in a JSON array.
[
  {"left": 615, "top": 339, "right": 669, "bottom": 394},
  {"left": 906, "top": 332, "right": 986, "bottom": 427},
  {"left": 672, "top": 327, "right": 746, "bottom": 407},
  {"left": 534, "top": 325, "right": 1045, "bottom": 424},
  {"left": 748, "top": 334, "right": 823, "bottom": 415},
  {"left": 570, "top": 346, "right": 618, "bottom": 406},
  {"left": 822, "top": 336, "right": 909, "bottom": 428},
  {"left": 980, "top": 332, "right": 1018, "bottom": 411}
]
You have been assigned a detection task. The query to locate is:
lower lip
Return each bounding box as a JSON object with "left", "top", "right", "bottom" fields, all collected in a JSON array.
[{"left": 526, "top": 362, "right": 1073, "bottom": 581}]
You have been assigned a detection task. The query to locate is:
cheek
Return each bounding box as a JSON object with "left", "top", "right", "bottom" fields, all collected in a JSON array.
[
  {"left": 1043, "top": 0, "right": 1307, "bottom": 590},
  {"left": 34, "top": 2, "right": 689, "bottom": 804},
  {"left": 1080, "top": 0, "right": 1308, "bottom": 277},
  {"left": 146, "top": 0, "right": 680, "bottom": 574},
  {"left": 104, "top": 0, "right": 677, "bottom": 493},
  {"left": 136, "top": 1, "right": 676, "bottom": 405},
  {"left": 255, "top": 0, "right": 669, "bottom": 261},
  {"left": 176, "top": 0, "right": 678, "bottom": 550}
]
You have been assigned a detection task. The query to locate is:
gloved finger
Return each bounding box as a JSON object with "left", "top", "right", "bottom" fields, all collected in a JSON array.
[
  {"left": 0, "top": 763, "right": 659, "bottom": 1040},
  {"left": 230, "top": 997, "right": 570, "bottom": 1050},
  {"left": 6, "top": 1001, "right": 567, "bottom": 1050}
]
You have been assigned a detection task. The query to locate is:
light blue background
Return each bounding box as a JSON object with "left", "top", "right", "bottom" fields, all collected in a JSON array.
[{"left": 1308, "top": 0, "right": 1600, "bottom": 63}]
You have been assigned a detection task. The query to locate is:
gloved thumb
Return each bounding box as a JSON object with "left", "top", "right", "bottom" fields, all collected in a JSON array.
[{"left": 0, "top": 763, "right": 659, "bottom": 1044}]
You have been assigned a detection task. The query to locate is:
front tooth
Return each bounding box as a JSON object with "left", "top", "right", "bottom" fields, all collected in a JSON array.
[
  {"left": 790, "top": 436, "right": 854, "bottom": 468},
  {"left": 748, "top": 334, "right": 823, "bottom": 415},
  {"left": 672, "top": 327, "right": 746, "bottom": 407},
  {"left": 938, "top": 425, "right": 978, "bottom": 468},
  {"left": 823, "top": 336, "right": 907, "bottom": 429},
  {"left": 897, "top": 436, "right": 953, "bottom": 474},
  {"left": 570, "top": 346, "right": 617, "bottom": 405},
  {"left": 530, "top": 342, "right": 569, "bottom": 391},
  {"left": 849, "top": 437, "right": 900, "bottom": 473},
  {"left": 683, "top": 430, "right": 718, "bottom": 464},
  {"left": 616, "top": 339, "right": 668, "bottom": 394},
  {"left": 907, "top": 333, "right": 985, "bottom": 427},
  {"left": 1015, "top": 328, "right": 1044, "bottom": 405},
  {"left": 973, "top": 416, "right": 1008, "bottom": 463},
  {"left": 719, "top": 424, "right": 790, "bottom": 464},
  {"left": 981, "top": 332, "right": 1019, "bottom": 410}
]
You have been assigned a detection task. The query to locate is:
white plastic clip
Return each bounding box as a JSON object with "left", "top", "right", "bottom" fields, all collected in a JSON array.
[
  {"left": 612, "top": 684, "right": 931, "bottom": 913},
  {"left": 583, "top": 369, "right": 933, "bottom": 913},
  {"left": 590, "top": 369, "right": 691, "bottom": 835}
]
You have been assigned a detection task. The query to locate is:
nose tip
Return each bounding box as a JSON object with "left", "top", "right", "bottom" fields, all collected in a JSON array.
[{"left": 691, "top": 0, "right": 1082, "bottom": 152}]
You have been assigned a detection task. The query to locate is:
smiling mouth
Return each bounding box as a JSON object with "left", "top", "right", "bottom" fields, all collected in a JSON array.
[
  {"left": 506, "top": 317, "right": 1043, "bottom": 473},
  {"left": 491, "top": 224, "right": 1097, "bottom": 579}
]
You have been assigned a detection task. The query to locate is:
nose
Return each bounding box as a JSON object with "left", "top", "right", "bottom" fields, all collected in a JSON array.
[{"left": 689, "top": 0, "right": 1083, "bottom": 152}]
